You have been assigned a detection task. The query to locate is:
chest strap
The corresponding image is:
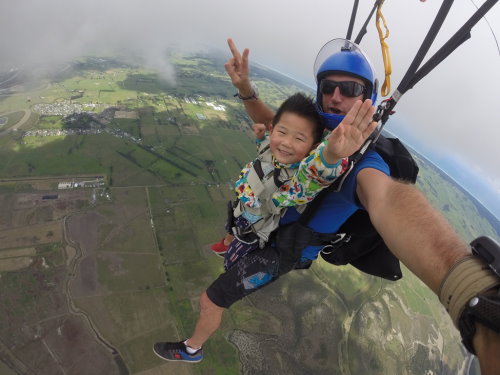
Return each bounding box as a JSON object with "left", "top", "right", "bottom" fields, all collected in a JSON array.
[{"left": 246, "top": 158, "right": 289, "bottom": 200}]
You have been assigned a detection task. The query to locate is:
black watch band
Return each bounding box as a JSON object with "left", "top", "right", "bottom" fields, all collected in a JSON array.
[
  {"left": 234, "top": 82, "right": 259, "bottom": 101},
  {"left": 459, "top": 290, "right": 500, "bottom": 354},
  {"left": 234, "top": 90, "right": 258, "bottom": 101},
  {"left": 458, "top": 236, "right": 500, "bottom": 354}
]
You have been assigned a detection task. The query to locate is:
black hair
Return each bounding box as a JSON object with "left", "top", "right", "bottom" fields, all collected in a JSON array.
[{"left": 272, "top": 92, "right": 324, "bottom": 143}]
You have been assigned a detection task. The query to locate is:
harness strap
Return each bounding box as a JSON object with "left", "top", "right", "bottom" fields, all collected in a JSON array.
[
  {"left": 257, "top": 143, "right": 271, "bottom": 156},
  {"left": 253, "top": 158, "right": 264, "bottom": 180},
  {"left": 246, "top": 163, "right": 289, "bottom": 201},
  {"left": 246, "top": 166, "right": 267, "bottom": 197},
  {"left": 273, "top": 168, "right": 284, "bottom": 188},
  {"left": 230, "top": 140, "right": 297, "bottom": 247},
  {"left": 303, "top": 231, "right": 343, "bottom": 247},
  {"left": 257, "top": 143, "right": 286, "bottom": 189},
  {"left": 246, "top": 146, "right": 291, "bottom": 200}
]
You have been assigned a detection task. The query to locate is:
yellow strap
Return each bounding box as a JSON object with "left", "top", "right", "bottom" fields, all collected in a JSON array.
[{"left": 376, "top": 0, "right": 392, "bottom": 97}]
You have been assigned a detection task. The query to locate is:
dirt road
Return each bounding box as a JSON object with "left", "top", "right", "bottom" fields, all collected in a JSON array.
[{"left": 0, "top": 109, "right": 32, "bottom": 136}]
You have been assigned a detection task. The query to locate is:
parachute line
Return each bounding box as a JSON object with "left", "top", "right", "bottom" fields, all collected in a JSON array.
[
  {"left": 470, "top": 0, "right": 500, "bottom": 57},
  {"left": 353, "top": 0, "right": 383, "bottom": 45},
  {"left": 346, "top": 0, "right": 360, "bottom": 41},
  {"left": 396, "top": 0, "right": 455, "bottom": 96},
  {"left": 406, "top": 0, "right": 499, "bottom": 91}
]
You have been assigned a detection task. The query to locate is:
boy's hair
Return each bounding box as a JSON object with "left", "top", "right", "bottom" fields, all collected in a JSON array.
[{"left": 272, "top": 92, "right": 324, "bottom": 143}]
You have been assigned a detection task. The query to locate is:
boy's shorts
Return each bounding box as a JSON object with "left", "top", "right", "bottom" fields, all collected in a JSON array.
[
  {"left": 223, "top": 238, "right": 259, "bottom": 270},
  {"left": 206, "top": 245, "right": 281, "bottom": 308}
]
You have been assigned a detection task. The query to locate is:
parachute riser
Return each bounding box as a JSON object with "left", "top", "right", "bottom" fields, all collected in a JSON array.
[
  {"left": 404, "top": 0, "right": 498, "bottom": 93},
  {"left": 352, "top": 93, "right": 398, "bottom": 164},
  {"left": 338, "top": 0, "right": 498, "bottom": 163},
  {"left": 347, "top": 0, "right": 385, "bottom": 45},
  {"left": 373, "top": 0, "right": 498, "bottom": 136}
]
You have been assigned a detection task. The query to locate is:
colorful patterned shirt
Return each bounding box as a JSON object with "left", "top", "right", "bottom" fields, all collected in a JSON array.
[{"left": 234, "top": 137, "right": 348, "bottom": 219}]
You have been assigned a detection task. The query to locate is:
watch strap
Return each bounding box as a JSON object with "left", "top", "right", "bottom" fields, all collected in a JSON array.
[
  {"left": 458, "top": 290, "right": 500, "bottom": 354},
  {"left": 234, "top": 90, "right": 258, "bottom": 101}
]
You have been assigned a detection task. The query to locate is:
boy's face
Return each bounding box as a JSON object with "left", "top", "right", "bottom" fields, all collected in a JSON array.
[{"left": 269, "top": 112, "right": 317, "bottom": 164}]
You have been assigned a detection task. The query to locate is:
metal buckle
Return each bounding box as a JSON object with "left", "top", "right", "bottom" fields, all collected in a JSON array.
[{"left": 320, "top": 233, "right": 349, "bottom": 255}]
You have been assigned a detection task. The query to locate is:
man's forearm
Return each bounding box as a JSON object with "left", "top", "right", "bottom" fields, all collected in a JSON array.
[
  {"left": 377, "top": 183, "right": 468, "bottom": 292},
  {"left": 359, "top": 171, "right": 469, "bottom": 293},
  {"left": 374, "top": 183, "right": 500, "bottom": 374},
  {"left": 242, "top": 98, "right": 275, "bottom": 126},
  {"left": 232, "top": 77, "right": 275, "bottom": 125}
]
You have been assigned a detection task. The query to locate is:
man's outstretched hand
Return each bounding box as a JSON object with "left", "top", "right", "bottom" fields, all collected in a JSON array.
[{"left": 323, "top": 99, "right": 377, "bottom": 164}]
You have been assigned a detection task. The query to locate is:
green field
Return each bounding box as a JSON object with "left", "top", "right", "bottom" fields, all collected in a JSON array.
[{"left": 0, "top": 53, "right": 492, "bottom": 374}]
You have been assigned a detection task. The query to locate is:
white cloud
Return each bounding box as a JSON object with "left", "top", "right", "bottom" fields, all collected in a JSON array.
[{"left": 1, "top": 0, "right": 499, "bottom": 203}]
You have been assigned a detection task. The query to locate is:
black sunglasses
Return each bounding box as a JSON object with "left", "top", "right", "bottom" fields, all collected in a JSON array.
[{"left": 319, "top": 79, "right": 366, "bottom": 98}]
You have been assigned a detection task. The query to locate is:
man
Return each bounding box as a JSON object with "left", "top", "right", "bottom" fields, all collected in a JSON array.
[{"left": 154, "top": 38, "right": 500, "bottom": 374}]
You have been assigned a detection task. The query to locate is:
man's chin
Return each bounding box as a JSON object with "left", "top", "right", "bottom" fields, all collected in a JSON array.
[{"left": 327, "top": 108, "right": 343, "bottom": 115}]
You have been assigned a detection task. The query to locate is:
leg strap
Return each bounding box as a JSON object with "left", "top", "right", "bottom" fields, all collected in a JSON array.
[{"left": 439, "top": 255, "right": 500, "bottom": 328}]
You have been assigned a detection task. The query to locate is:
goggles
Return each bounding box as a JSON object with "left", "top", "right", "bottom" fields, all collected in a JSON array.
[{"left": 319, "top": 79, "right": 366, "bottom": 98}]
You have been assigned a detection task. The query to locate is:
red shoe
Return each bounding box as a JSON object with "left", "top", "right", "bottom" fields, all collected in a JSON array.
[{"left": 210, "top": 239, "right": 229, "bottom": 257}]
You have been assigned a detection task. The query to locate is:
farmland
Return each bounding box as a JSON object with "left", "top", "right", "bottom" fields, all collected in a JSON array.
[{"left": 0, "top": 52, "right": 495, "bottom": 374}]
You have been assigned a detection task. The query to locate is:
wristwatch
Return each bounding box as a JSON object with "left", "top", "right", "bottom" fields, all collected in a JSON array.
[
  {"left": 458, "top": 236, "right": 500, "bottom": 354},
  {"left": 234, "top": 81, "right": 259, "bottom": 100}
]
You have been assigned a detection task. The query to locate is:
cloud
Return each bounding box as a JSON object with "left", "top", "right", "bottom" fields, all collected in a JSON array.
[{"left": 1, "top": 0, "right": 499, "bottom": 200}]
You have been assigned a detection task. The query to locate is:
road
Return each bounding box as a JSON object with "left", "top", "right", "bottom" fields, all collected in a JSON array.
[{"left": 0, "top": 109, "right": 32, "bottom": 136}]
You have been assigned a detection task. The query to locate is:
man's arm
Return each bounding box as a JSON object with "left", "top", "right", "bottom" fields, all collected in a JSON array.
[
  {"left": 224, "top": 38, "right": 275, "bottom": 126},
  {"left": 356, "top": 168, "right": 466, "bottom": 292},
  {"left": 473, "top": 322, "right": 500, "bottom": 375},
  {"left": 356, "top": 168, "right": 500, "bottom": 374}
]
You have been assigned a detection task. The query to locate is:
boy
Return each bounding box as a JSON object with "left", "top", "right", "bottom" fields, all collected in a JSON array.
[
  {"left": 211, "top": 92, "right": 376, "bottom": 270},
  {"left": 154, "top": 92, "right": 376, "bottom": 363}
]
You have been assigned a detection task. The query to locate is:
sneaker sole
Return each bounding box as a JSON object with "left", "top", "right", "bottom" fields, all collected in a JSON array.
[
  {"left": 211, "top": 250, "right": 226, "bottom": 258},
  {"left": 153, "top": 346, "right": 203, "bottom": 363}
]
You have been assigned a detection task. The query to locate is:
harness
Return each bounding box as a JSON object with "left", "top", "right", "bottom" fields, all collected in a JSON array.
[
  {"left": 229, "top": 139, "right": 296, "bottom": 247},
  {"left": 273, "top": 134, "right": 419, "bottom": 280}
]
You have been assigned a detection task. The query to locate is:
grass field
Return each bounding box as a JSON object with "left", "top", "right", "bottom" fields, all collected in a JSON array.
[
  {"left": 0, "top": 53, "right": 491, "bottom": 374},
  {"left": 415, "top": 153, "right": 499, "bottom": 242}
]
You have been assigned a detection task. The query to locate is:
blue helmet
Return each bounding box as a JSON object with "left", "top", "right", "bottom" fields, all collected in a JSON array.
[{"left": 314, "top": 39, "right": 378, "bottom": 130}]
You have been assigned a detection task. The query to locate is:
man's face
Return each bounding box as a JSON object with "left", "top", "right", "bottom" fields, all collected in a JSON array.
[{"left": 320, "top": 74, "right": 366, "bottom": 115}]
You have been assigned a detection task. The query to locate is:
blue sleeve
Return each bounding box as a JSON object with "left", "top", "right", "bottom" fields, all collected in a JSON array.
[{"left": 339, "top": 149, "right": 391, "bottom": 209}]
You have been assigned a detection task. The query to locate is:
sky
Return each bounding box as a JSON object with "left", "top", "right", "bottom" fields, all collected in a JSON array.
[{"left": 1, "top": 0, "right": 499, "bottom": 217}]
